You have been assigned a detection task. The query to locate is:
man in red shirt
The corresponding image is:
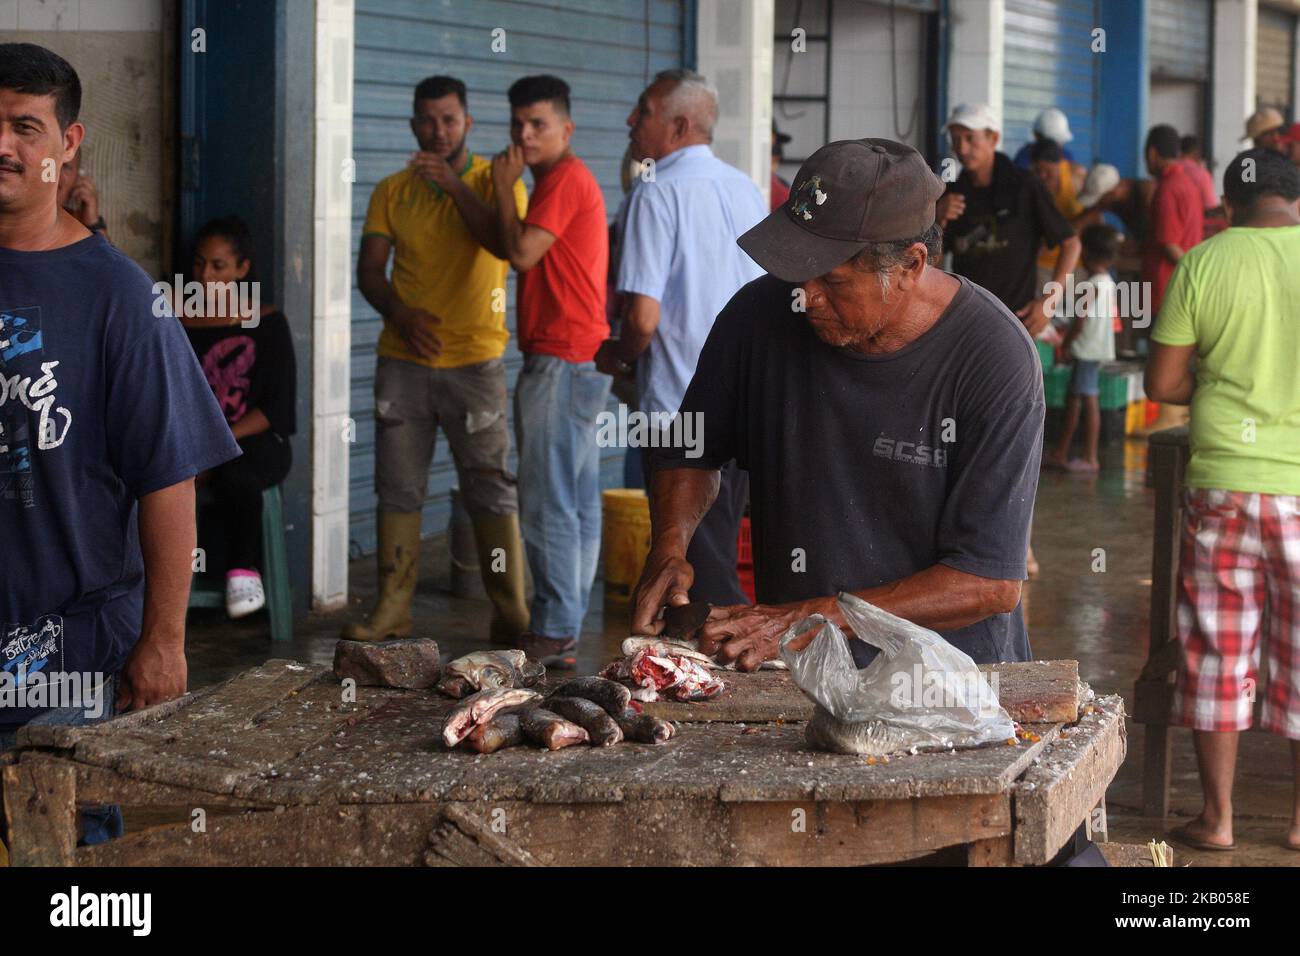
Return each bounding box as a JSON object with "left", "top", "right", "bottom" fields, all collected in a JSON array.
[
  {"left": 493, "top": 75, "right": 610, "bottom": 666},
  {"left": 1143, "top": 125, "right": 1204, "bottom": 316}
]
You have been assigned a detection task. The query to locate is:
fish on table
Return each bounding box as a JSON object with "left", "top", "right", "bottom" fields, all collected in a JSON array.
[
  {"left": 442, "top": 687, "right": 541, "bottom": 748},
  {"left": 437, "top": 650, "right": 546, "bottom": 699}
]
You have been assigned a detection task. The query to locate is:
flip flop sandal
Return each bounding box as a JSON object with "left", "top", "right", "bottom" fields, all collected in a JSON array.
[{"left": 1168, "top": 825, "right": 1236, "bottom": 852}]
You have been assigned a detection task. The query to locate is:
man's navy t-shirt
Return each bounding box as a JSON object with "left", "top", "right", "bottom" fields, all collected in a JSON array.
[
  {"left": 1, "top": 234, "right": 240, "bottom": 730},
  {"left": 653, "top": 274, "right": 1045, "bottom": 666}
]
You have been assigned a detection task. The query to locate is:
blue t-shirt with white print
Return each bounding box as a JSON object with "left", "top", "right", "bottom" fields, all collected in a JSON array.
[{"left": 0, "top": 233, "right": 240, "bottom": 731}]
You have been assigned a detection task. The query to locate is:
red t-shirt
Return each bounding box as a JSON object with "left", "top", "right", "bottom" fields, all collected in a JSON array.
[
  {"left": 770, "top": 172, "right": 791, "bottom": 211},
  {"left": 517, "top": 155, "right": 609, "bottom": 362},
  {"left": 1143, "top": 162, "right": 1204, "bottom": 313}
]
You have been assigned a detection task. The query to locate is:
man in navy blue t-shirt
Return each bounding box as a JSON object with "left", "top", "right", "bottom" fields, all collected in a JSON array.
[
  {"left": 631, "top": 139, "right": 1044, "bottom": 672},
  {"left": 0, "top": 44, "right": 239, "bottom": 741}
]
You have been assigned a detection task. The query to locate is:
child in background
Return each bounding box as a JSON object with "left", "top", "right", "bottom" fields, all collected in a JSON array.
[{"left": 1044, "top": 224, "right": 1118, "bottom": 473}]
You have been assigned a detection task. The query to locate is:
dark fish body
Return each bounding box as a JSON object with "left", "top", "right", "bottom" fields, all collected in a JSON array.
[
  {"left": 521, "top": 708, "right": 589, "bottom": 750},
  {"left": 464, "top": 714, "right": 526, "bottom": 754},
  {"left": 548, "top": 676, "right": 631, "bottom": 716},
  {"left": 805, "top": 705, "right": 907, "bottom": 756},
  {"left": 546, "top": 696, "right": 623, "bottom": 746},
  {"left": 615, "top": 709, "right": 675, "bottom": 744}
]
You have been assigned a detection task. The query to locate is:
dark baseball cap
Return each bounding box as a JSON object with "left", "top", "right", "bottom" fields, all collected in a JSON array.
[{"left": 738, "top": 138, "right": 945, "bottom": 282}]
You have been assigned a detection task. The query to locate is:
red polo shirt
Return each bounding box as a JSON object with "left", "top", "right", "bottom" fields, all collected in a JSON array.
[
  {"left": 517, "top": 155, "right": 609, "bottom": 362},
  {"left": 1144, "top": 162, "right": 1204, "bottom": 313}
]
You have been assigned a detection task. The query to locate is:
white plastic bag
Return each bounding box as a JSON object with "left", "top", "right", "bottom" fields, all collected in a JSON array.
[{"left": 778, "top": 593, "right": 1016, "bottom": 755}]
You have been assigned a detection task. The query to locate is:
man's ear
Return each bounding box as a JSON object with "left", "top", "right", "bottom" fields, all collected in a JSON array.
[
  {"left": 464, "top": 112, "right": 474, "bottom": 137},
  {"left": 62, "top": 121, "right": 85, "bottom": 164},
  {"left": 673, "top": 115, "right": 690, "bottom": 141},
  {"left": 988, "top": 130, "right": 1000, "bottom": 150},
  {"left": 563, "top": 117, "right": 575, "bottom": 143}
]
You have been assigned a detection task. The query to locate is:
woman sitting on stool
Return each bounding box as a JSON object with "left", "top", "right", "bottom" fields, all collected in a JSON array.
[{"left": 178, "top": 216, "right": 296, "bottom": 619}]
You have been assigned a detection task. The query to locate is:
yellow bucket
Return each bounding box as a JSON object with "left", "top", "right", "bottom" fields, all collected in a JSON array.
[{"left": 602, "top": 488, "right": 652, "bottom": 602}]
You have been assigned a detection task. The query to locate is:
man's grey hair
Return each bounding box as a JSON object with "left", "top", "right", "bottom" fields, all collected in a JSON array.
[
  {"left": 850, "top": 224, "right": 944, "bottom": 297},
  {"left": 653, "top": 68, "right": 719, "bottom": 139}
]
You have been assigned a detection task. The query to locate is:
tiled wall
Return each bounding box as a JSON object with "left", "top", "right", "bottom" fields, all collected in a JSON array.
[
  {"left": 0, "top": 0, "right": 162, "bottom": 31},
  {"left": 311, "top": 0, "right": 354, "bottom": 610},
  {"left": 697, "top": 0, "right": 774, "bottom": 201}
]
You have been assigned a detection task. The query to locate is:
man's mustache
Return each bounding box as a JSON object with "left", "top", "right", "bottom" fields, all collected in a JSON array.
[{"left": 0, "top": 158, "right": 23, "bottom": 173}]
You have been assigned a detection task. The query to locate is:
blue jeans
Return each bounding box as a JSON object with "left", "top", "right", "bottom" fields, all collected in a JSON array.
[
  {"left": 514, "top": 353, "right": 611, "bottom": 639},
  {"left": 0, "top": 674, "right": 124, "bottom": 847}
]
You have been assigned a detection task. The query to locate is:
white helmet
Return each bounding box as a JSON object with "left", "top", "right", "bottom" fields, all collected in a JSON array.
[{"left": 1034, "top": 107, "right": 1073, "bottom": 145}]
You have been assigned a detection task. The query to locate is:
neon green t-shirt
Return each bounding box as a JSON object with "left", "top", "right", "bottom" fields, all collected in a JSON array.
[{"left": 1152, "top": 224, "right": 1300, "bottom": 495}]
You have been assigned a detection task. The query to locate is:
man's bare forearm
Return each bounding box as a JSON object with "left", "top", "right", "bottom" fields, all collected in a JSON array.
[
  {"left": 816, "top": 564, "right": 1021, "bottom": 633},
  {"left": 448, "top": 180, "right": 507, "bottom": 258},
  {"left": 495, "top": 184, "right": 528, "bottom": 268},
  {"left": 649, "top": 466, "right": 721, "bottom": 556},
  {"left": 1052, "top": 236, "right": 1081, "bottom": 287},
  {"left": 138, "top": 479, "right": 197, "bottom": 649},
  {"left": 358, "top": 266, "right": 404, "bottom": 319}
]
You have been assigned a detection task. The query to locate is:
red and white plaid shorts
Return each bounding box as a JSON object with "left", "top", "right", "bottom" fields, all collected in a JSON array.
[{"left": 1172, "top": 488, "right": 1300, "bottom": 737}]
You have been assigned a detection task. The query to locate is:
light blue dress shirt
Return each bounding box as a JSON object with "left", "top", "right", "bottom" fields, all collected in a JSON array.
[{"left": 615, "top": 144, "right": 766, "bottom": 418}]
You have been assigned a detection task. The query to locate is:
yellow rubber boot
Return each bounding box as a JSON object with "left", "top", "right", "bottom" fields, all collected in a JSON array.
[
  {"left": 341, "top": 510, "right": 422, "bottom": 641},
  {"left": 471, "top": 512, "right": 530, "bottom": 645}
]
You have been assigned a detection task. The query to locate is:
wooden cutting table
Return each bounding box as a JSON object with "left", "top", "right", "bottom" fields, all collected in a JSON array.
[{"left": 1, "top": 659, "right": 1124, "bottom": 867}]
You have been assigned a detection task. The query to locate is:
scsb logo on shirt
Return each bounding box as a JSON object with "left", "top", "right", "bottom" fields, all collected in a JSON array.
[{"left": 873, "top": 436, "right": 948, "bottom": 468}]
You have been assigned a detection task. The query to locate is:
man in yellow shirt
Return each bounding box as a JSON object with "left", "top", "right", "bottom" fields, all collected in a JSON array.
[
  {"left": 344, "top": 75, "right": 530, "bottom": 645},
  {"left": 1147, "top": 149, "right": 1300, "bottom": 854}
]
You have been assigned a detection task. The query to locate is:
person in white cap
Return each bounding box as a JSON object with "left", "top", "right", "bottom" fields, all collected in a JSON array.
[
  {"left": 939, "top": 104, "right": 1079, "bottom": 580},
  {"left": 938, "top": 103, "right": 1080, "bottom": 336},
  {"left": 1013, "top": 107, "right": 1077, "bottom": 169}
]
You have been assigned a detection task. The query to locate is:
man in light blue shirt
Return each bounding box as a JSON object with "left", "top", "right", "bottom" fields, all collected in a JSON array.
[{"left": 596, "top": 69, "right": 766, "bottom": 604}]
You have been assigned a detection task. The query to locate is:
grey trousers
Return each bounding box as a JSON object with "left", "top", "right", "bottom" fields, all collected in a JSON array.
[{"left": 374, "top": 355, "right": 518, "bottom": 517}]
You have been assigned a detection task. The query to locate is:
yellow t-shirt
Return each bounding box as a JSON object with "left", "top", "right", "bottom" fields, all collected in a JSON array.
[
  {"left": 362, "top": 155, "right": 527, "bottom": 368},
  {"left": 1038, "top": 159, "right": 1083, "bottom": 270}
]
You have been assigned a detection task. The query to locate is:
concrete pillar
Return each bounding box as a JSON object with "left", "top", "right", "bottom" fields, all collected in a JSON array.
[
  {"left": 310, "top": 0, "right": 354, "bottom": 611},
  {"left": 1211, "top": 0, "right": 1257, "bottom": 169},
  {"left": 695, "top": 0, "right": 774, "bottom": 200},
  {"left": 946, "top": 0, "right": 1004, "bottom": 125}
]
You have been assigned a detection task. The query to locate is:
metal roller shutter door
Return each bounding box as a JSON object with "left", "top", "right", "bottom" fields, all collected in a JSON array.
[
  {"left": 1257, "top": 6, "right": 1296, "bottom": 115},
  {"left": 1148, "top": 0, "right": 1212, "bottom": 81},
  {"left": 1003, "top": 0, "right": 1100, "bottom": 165},
  {"left": 350, "top": 0, "right": 688, "bottom": 555}
]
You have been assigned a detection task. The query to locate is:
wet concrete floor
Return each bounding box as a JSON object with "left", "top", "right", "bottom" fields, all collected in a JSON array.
[{"left": 187, "top": 437, "right": 1298, "bottom": 866}]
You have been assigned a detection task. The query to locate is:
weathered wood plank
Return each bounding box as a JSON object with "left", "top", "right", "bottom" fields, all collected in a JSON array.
[
  {"left": 3, "top": 757, "right": 77, "bottom": 865},
  {"left": 979, "top": 661, "right": 1079, "bottom": 723},
  {"left": 638, "top": 661, "right": 1081, "bottom": 725},
  {"left": 1014, "top": 694, "right": 1128, "bottom": 865},
  {"left": 444, "top": 721, "right": 1059, "bottom": 804},
  {"left": 74, "top": 794, "right": 1011, "bottom": 867}
]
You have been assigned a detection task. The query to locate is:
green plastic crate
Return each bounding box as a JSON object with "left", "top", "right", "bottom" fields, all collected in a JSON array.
[
  {"left": 1044, "top": 366, "right": 1071, "bottom": 409},
  {"left": 1098, "top": 368, "right": 1137, "bottom": 410}
]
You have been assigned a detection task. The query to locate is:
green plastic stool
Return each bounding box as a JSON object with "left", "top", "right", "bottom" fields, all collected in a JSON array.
[{"left": 187, "top": 485, "right": 293, "bottom": 643}]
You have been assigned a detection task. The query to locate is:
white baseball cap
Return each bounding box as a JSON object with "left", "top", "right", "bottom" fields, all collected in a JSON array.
[
  {"left": 1034, "top": 107, "right": 1073, "bottom": 144},
  {"left": 1077, "top": 163, "right": 1121, "bottom": 207},
  {"left": 945, "top": 103, "right": 1001, "bottom": 135}
]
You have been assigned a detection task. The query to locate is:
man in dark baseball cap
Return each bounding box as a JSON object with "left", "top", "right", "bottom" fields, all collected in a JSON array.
[
  {"left": 631, "top": 137, "right": 1046, "bottom": 675},
  {"left": 741, "top": 137, "right": 945, "bottom": 281}
]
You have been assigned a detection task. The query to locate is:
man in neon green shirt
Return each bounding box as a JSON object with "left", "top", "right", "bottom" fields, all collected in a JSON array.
[{"left": 1147, "top": 148, "right": 1300, "bottom": 854}]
